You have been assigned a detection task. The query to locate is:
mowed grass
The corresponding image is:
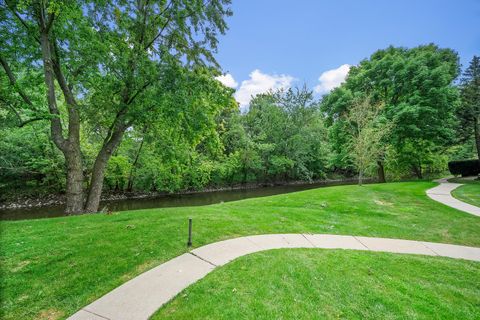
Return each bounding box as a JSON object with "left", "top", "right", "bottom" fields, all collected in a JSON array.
[
  {"left": 154, "top": 249, "right": 480, "bottom": 320},
  {"left": 1, "top": 181, "right": 480, "bottom": 319},
  {"left": 451, "top": 179, "right": 480, "bottom": 207}
]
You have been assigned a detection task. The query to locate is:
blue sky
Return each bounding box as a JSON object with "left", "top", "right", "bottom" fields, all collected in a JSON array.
[{"left": 213, "top": 0, "right": 480, "bottom": 108}]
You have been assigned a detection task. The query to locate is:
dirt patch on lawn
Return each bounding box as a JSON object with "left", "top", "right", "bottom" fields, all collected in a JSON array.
[
  {"left": 374, "top": 199, "right": 393, "bottom": 206},
  {"left": 11, "top": 260, "right": 31, "bottom": 272},
  {"left": 37, "top": 308, "right": 64, "bottom": 320}
]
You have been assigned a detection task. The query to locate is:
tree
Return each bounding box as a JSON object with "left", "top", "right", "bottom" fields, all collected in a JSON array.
[
  {"left": 345, "top": 97, "right": 392, "bottom": 185},
  {"left": 243, "top": 87, "right": 330, "bottom": 183},
  {"left": 0, "top": 0, "right": 232, "bottom": 213},
  {"left": 322, "top": 44, "right": 460, "bottom": 179},
  {"left": 457, "top": 56, "right": 480, "bottom": 160},
  {"left": 321, "top": 87, "right": 356, "bottom": 176}
]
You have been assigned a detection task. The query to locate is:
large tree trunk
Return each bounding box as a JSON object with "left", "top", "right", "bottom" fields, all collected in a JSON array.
[
  {"left": 38, "top": 12, "right": 85, "bottom": 214},
  {"left": 377, "top": 160, "right": 386, "bottom": 183},
  {"left": 475, "top": 117, "right": 480, "bottom": 161},
  {"left": 64, "top": 147, "right": 85, "bottom": 214},
  {"left": 60, "top": 70, "right": 85, "bottom": 214}
]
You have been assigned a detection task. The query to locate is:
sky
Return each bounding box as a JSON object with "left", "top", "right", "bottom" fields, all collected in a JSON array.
[{"left": 213, "top": 0, "right": 480, "bottom": 109}]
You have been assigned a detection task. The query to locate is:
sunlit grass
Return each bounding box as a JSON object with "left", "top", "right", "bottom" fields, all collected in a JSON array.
[
  {"left": 451, "top": 179, "right": 480, "bottom": 207},
  {"left": 154, "top": 249, "right": 480, "bottom": 319},
  {"left": 1, "top": 181, "right": 480, "bottom": 319}
]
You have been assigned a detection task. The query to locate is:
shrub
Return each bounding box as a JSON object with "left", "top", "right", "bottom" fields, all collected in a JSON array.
[{"left": 448, "top": 159, "right": 480, "bottom": 177}]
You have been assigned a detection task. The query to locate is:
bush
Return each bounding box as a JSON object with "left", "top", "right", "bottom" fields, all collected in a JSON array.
[{"left": 448, "top": 159, "right": 480, "bottom": 177}]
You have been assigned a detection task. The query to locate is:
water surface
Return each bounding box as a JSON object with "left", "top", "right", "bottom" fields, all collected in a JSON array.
[{"left": 0, "top": 180, "right": 364, "bottom": 221}]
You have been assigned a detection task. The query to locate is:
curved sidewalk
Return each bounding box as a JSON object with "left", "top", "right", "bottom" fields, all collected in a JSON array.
[
  {"left": 68, "top": 233, "right": 480, "bottom": 320},
  {"left": 426, "top": 178, "right": 480, "bottom": 217}
]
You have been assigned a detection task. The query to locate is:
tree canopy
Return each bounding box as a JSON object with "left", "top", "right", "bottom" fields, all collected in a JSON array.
[
  {"left": 321, "top": 44, "right": 460, "bottom": 179},
  {"left": 1, "top": 0, "right": 233, "bottom": 213}
]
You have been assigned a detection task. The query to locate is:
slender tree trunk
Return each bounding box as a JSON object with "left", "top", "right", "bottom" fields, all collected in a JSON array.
[
  {"left": 126, "top": 141, "right": 144, "bottom": 191},
  {"left": 127, "top": 126, "right": 147, "bottom": 192},
  {"left": 358, "top": 165, "right": 363, "bottom": 186},
  {"left": 243, "top": 164, "right": 247, "bottom": 185},
  {"left": 84, "top": 127, "right": 126, "bottom": 212},
  {"left": 377, "top": 160, "right": 386, "bottom": 183},
  {"left": 84, "top": 153, "right": 109, "bottom": 212},
  {"left": 474, "top": 117, "right": 480, "bottom": 161}
]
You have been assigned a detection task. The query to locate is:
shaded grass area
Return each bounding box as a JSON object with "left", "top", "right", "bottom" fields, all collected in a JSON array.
[
  {"left": 154, "top": 249, "right": 480, "bottom": 320},
  {"left": 451, "top": 179, "right": 480, "bottom": 207},
  {"left": 1, "top": 181, "right": 480, "bottom": 319}
]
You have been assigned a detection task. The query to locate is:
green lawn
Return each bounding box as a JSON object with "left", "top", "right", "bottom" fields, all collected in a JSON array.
[
  {"left": 1, "top": 181, "right": 480, "bottom": 320},
  {"left": 451, "top": 179, "right": 480, "bottom": 207},
  {"left": 154, "top": 249, "right": 480, "bottom": 320}
]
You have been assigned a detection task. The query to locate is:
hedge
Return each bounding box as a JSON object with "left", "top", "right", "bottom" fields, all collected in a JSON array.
[{"left": 448, "top": 159, "right": 480, "bottom": 177}]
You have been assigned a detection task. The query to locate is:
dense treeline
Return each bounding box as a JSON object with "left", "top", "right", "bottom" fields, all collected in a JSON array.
[
  {"left": 2, "top": 46, "right": 478, "bottom": 201},
  {"left": 0, "top": 0, "right": 478, "bottom": 210},
  {"left": 1, "top": 87, "right": 331, "bottom": 195}
]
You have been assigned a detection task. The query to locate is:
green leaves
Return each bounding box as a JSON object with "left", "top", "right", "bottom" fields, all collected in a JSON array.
[
  {"left": 321, "top": 44, "right": 461, "bottom": 178},
  {"left": 456, "top": 56, "right": 480, "bottom": 159}
]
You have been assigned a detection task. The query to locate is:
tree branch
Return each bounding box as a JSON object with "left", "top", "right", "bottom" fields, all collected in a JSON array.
[
  {"left": 144, "top": 0, "right": 212, "bottom": 51},
  {"left": 138, "top": 0, "right": 150, "bottom": 46},
  {"left": 102, "top": 105, "right": 129, "bottom": 149},
  {"left": 0, "top": 55, "right": 35, "bottom": 108},
  {"left": 45, "top": 12, "right": 55, "bottom": 33},
  {"left": 0, "top": 98, "right": 47, "bottom": 127},
  {"left": 143, "top": 0, "right": 176, "bottom": 50},
  {"left": 18, "top": 116, "right": 48, "bottom": 127},
  {"left": 50, "top": 36, "right": 78, "bottom": 108},
  {"left": 5, "top": 2, "right": 41, "bottom": 44},
  {"left": 126, "top": 80, "right": 153, "bottom": 105},
  {"left": 144, "top": 15, "right": 172, "bottom": 50},
  {"left": 38, "top": 5, "right": 67, "bottom": 151}
]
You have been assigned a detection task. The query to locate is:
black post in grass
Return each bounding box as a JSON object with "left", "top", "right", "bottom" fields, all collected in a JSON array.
[{"left": 187, "top": 218, "right": 193, "bottom": 247}]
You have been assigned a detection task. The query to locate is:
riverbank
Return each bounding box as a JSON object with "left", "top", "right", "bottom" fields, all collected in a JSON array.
[{"left": 0, "top": 177, "right": 375, "bottom": 219}]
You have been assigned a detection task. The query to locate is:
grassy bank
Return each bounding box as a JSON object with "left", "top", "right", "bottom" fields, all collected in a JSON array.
[
  {"left": 154, "top": 249, "right": 480, "bottom": 319},
  {"left": 1, "top": 181, "right": 480, "bottom": 319},
  {"left": 451, "top": 179, "right": 480, "bottom": 207}
]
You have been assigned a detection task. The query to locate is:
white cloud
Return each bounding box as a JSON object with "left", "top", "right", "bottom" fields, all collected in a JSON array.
[
  {"left": 314, "top": 64, "right": 351, "bottom": 94},
  {"left": 235, "top": 69, "right": 295, "bottom": 109},
  {"left": 215, "top": 73, "right": 238, "bottom": 88}
]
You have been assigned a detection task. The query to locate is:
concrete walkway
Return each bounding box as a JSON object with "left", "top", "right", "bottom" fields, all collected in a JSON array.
[
  {"left": 68, "top": 234, "right": 480, "bottom": 320},
  {"left": 426, "top": 178, "right": 480, "bottom": 217}
]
